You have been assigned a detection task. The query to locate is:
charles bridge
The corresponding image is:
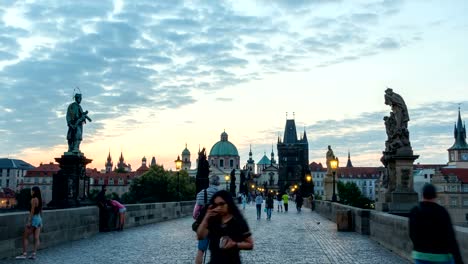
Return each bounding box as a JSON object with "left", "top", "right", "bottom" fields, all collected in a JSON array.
[{"left": 1, "top": 200, "right": 467, "bottom": 263}]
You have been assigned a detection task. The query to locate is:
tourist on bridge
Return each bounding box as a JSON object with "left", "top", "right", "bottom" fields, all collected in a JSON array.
[
  {"left": 265, "top": 193, "right": 274, "bottom": 220},
  {"left": 275, "top": 193, "right": 283, "bottom": 212},
  {"left": 282, "top": 192, "right": 289, "bottom": 212},
  {"left": 295, "top": 192, "right": 304, "bottom": 213},
  {"left": 96, "top": 185, "right": 110, "bottom": 232},
  {"left": 16, "top": 186, "right": 42, "bottom": 260},
  {"left": 241, "top": 193, "right": 247, "bottom": 210},
  {"left": 255, "top": 193, "right": 263, "bottom": 220},
  {"left": 193, "top": 175, "right": 220, "bottom": 264},
  {"left": 196, "top": 190, "right": 254, "bottom": 264},
  {"left": 409, "top": 184, "right": 464, "bottom": 264},
  {"left": 107, "top": 199, "right": 126, "bottom": 231}
]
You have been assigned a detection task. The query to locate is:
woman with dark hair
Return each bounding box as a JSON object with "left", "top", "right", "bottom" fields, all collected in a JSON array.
[
  {"left": 197, "top": 190, "right": 254, "bottom": 264},
  {"left": 16, "top": 186, "right": 42, "bottom": 260}
]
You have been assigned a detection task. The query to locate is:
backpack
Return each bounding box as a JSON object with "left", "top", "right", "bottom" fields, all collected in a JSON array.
[{"left": 192, "top": 189, "right": 208, "bottom": 232}]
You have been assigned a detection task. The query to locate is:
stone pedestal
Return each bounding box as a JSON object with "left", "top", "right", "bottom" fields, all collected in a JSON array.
[
  {"left": 377, "top": 153, "right": 419, "bottom": 215},
  {"left": 324, "top": 174, "right": 334, "bottom": 201},
  {"left": 48, "top": 153, "right": 92, "bottom": 208}
]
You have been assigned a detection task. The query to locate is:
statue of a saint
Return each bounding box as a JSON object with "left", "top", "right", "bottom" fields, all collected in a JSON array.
[
  {"left": 66, "top": 93, "right": 91, "bottom": 153},
  {"left": 384, "top": 88, "right": 409, "bottom": 130},
  {"left": 326, "top": 145, "right": 335, "bottom": 175}
]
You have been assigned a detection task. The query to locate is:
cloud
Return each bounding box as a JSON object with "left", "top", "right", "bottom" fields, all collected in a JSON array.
[
  {"left": 239, "top": 101, "right": 467, "bottom": 167},
  {"left": 0, "top": 0, "right": 425, "bottom": 158}
]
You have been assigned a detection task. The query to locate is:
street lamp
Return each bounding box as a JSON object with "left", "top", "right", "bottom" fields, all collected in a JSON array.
[
  {"left": 225, "top": 175, "right": 230, "bottom": 190},
  {"left": 174, "top": 156, "right": 182, "bottom": 202},
  {"left": 330, "top": 157, "right": 339, "bottom": 202},
  {"left": 306, "top": 173, "right": 312, "bottom": 196}
]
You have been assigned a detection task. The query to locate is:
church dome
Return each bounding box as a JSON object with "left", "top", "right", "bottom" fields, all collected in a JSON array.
[
  {"left": 182, "top": 144, "right": 190, "bottom": 155},
  {"left": 209, "top": 131, "right": 239, "bottom": 156}
]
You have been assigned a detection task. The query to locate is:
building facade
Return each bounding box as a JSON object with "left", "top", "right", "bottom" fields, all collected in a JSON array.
[
  {"left": 21, "top": 162, "right": 60, "bottom": 205},
  {"left": 0, "top": 158, "right": 35, "bottom": 192}
]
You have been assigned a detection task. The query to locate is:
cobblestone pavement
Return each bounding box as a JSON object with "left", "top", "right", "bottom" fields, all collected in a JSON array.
[{"left": 5, "top": 203, "right": 410, "bottom": 264}]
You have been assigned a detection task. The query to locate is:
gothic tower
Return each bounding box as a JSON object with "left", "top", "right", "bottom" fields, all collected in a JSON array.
[
  {"left": 448, "top": 108, "right": 468, "bottom": 168},
  {"left": 105, "top": 151, "right": 113, "bottom": 173},
  {"left": 277, "top": 117, "right": 309, "bottom": 192}
]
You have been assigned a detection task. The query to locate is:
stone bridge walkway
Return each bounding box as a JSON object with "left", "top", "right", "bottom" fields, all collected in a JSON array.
[{"left": 5, "top": 203, "right": 410, "bottom": 264}]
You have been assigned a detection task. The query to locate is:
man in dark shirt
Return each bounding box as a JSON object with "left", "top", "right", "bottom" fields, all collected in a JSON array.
[
  {"left": 96, "top": 185, "right": 109, "bottom": 232},
  {"left": 409, "top": 183, "right": 464, "bottom": 264}
]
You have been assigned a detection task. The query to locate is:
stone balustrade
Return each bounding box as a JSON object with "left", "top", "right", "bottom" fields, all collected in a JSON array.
[
  {"left": 311, "top": 200, "right": 468, "bottom": 262},
  {"left": 0, "top": 201, "right": 195, "bottom": 259}
]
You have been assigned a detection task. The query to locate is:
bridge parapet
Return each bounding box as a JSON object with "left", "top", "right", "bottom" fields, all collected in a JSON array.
[
  {"left": 0, "top": 201, "right": 195, "bottom": 259},
  {"left": 311, "top": 200, "right": 468, "bottom": 262}
]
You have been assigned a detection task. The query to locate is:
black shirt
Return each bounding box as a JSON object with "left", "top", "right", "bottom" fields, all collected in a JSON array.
[
  {"left": 409, "top": 201, "right": 464, "bottom": 264},
  {"left": 208, "top": 216, "right": 251, "bottom": 264}
]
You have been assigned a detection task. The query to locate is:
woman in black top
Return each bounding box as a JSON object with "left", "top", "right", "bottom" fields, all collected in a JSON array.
[{"left": 197, "top": 190, "right": 254, "bottom": 264}]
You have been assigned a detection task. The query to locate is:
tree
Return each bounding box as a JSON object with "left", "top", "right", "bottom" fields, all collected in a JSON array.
[
  {"left": 128, "top": 165, "right": 196, "bottom": 203},
  {"left": 337, "top": 182, "right": 374, "bottom": 209}
]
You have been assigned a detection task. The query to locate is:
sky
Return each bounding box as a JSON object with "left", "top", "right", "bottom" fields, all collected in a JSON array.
[{"left": 0, "top": 0, "right": 467, "bottom": 170}]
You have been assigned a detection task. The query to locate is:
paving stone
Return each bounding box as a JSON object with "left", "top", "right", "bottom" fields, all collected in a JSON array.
[{"left": 1, "top": 203, "right": 410, "bottom": 264}]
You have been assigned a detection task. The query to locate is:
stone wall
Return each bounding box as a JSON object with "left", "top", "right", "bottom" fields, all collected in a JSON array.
[
  {"left": 0, "top": 201, "right": 195, "bottom": 259},
  {"left": 313, "top": 200, "right": 468, "bottom": 262}
]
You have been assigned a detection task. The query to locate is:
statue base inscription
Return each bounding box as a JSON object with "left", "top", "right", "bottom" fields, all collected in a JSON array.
[{"left": 48, "top": 154, "right": 92, "bottom": 208}]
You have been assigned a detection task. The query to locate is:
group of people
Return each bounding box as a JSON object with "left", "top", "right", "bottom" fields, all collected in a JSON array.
[{"left": 96, "top": 185, "right": 127, "bottom": 232}]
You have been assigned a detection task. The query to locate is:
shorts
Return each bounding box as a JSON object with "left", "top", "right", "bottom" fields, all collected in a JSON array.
[
  {"left": 31, "top": 215, "right": 42, "bottom": 228},
  {"left": 198, "top": 238, "right": 209, "bottom": 251},
  {"left": 118, "top": 208, "right": 126, "bottom": 213}
]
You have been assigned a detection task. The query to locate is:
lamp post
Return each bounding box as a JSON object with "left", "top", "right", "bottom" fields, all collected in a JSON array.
[
  {"left": 225, "top": 175, "right": 230, "bottom": 191},
  {"left": 174, "top": 156, "right": 182, "bottom": 202},
  {"left": 330, "top": 157, "right": 339, "bottom": 202},
  {"left": 306, "top": 173, "right": 312, "bottom": 196}
]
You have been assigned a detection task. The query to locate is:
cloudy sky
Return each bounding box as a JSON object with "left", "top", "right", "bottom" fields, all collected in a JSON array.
[{"left": 1, "top": 0, "right": 467, "bottom": 170}]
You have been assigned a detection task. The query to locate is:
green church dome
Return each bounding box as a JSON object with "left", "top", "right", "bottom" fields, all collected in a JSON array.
[
  {"left": 182, "top": 144, "right": 190, "bottom": 155},
  {"left": 209, "top": 131, "right": 239, "bottom": 156}
]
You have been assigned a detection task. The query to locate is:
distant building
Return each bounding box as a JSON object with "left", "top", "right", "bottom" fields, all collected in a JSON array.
[
  {"left": 448, "top": 108, "right": 468, "bottom": 168},
  {"left": 88, "top": 153, "right": 148, "bottom": 197},
  {"left": 181, "top": 144, "right": 191, "bottom": 171},
  {"left": 21, "top": 162, "right": 60, "bottom": 205},
  {"left": 310, "top": 152, "right": 383, "bottom": 200},
  {"left": 0, "top": 158, "right": 35, "bottom": 192},
  {"left": 252, "top": 147, "right": 279, "bottom": 191},
  {"left": 277, "top": 118, "right": 309, "bottom": 192},
  {"left": 208, "top": 131, "right": 241, "bottom": 191}
]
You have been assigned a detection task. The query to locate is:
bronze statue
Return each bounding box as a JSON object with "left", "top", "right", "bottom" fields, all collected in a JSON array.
[{"left": 66, "top": 93, "right": 91, "bottom": 153}]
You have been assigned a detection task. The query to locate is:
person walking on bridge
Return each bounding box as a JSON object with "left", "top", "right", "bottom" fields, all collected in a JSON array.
[
  {"left": 282, "top": 192, "right": 289, "bottom": 212},
  {"left": 196, "top": 190, "right": 254, "bottom": 264},
  {"left": 255, "top": 193, "right": 263, "bottom": 220},
  {"left": 193, "top": 175, "right": 220, "bottom": 264},
  {"left": 409, "top": 183, "right": 464, "bottom": 264},
  {"left": 265, "top": 193, "right": 274, "bottom": 220}
]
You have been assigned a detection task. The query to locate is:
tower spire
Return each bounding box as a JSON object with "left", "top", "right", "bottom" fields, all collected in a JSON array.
[{"left": 346, "top": 150, "right": 353, "bottom": 168}]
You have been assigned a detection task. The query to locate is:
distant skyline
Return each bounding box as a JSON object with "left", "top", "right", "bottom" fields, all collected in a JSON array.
[{"left": 1, "top": 1, "right": 467, "bottom": 170}]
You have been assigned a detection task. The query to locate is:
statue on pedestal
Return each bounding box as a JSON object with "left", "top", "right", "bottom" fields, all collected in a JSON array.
[
  {"left": 66, "top": 92, "right": 92, "bottom": 154},
  {"left": 383, "top": 88, "right": 411, "bottom": 156}
]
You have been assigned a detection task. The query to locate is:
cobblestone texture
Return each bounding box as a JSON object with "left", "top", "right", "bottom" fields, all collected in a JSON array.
[{"left": 4, "top": 203, "right": 410, "bottom": 264}]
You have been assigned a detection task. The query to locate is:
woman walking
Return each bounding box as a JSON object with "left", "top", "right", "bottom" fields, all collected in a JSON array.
[
  {"left": 16, "top": 186, "right": 42, "bottom": 260},
  {"left": 265, "top": 193, "right": 274, "bottom": 220},
  {"left": 196, "top": 190, "right": 254, "bottom": 264},
  {"left": 276, "top": 194, "right": 283, "bottom": 212}
]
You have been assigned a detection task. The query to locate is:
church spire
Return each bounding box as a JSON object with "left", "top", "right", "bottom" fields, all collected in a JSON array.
[
  {"left": 346, "top": 150, "right": 353, "bottom": 168},
  {"left": 449, "top": 107, "right": 468, "bottom": 150},
  {"left": 302, "top": 127, "right": 308, "bottom": 143}
]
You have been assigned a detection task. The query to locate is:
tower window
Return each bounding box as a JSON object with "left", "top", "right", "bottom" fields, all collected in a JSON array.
[
  {"left": 230, "top": 159, "right": 234, "bottom": 168},
  {"left": 220, "top": 159, "right": 224, "bottom": 168}
]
